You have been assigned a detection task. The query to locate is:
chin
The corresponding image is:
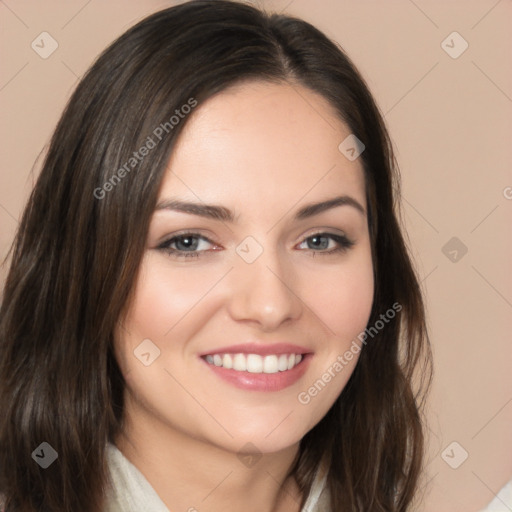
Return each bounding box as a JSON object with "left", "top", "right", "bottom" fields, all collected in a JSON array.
[{"left": 218, "top": 416, "right": 309, "bottom": 455}]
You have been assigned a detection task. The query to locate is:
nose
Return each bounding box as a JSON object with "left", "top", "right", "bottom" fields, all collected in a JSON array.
[{"left": 226, "top": 247, "right": 303, "bottom": 331}]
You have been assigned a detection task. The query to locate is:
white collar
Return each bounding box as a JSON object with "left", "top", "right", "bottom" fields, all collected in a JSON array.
[{"left": 104, "top": 442, "right": 329, "bottom": 511}]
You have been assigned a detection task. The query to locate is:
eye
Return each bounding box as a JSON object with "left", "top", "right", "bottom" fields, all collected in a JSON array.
[
  {"left": 297, "top": 232, "right": 354, "bottom": 255},
  {"left": 157, "top": 233, "right": 218, "bottom": 259},
  {"left": 156, "top": 231, "right": 354, "bottom": 260}
]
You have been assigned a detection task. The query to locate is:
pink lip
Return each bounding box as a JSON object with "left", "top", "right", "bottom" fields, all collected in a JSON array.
[
  {"left": 200, "top": 353, "right": 313, "bottom": 392},
  {"left": 199, "top": 342, "right": 311, "bottom": 357}
]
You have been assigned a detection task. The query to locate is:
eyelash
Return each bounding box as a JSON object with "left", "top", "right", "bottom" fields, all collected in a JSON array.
[{"left": 157, "top": 231, "right": 355, "bottom": 259}]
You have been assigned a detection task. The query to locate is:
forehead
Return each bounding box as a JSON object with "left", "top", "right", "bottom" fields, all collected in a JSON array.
[{"left": 160, "top": 81, "right": 366, "bottom": 214}]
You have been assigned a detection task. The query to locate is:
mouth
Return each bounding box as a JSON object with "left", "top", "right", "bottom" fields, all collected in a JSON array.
[
  {"left": 199, "top": 344, "right": 313, "bottom": 392},
  {"left": 203, "top": 352, "right": 304, "bottom": 373}
]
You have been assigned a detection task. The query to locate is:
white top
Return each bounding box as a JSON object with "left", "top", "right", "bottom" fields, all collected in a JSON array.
[
  {"left": 103, "top": 443, "right": 511, "bottom": 511},
  {"left": 477, "top": 479, "right": 512, "bottom": 511},
  {"left": 104, "top": 443, "right": 330, "bottom": 511},
  {"left": 0, "top": 446, "right": 509, "bottom": 510}
]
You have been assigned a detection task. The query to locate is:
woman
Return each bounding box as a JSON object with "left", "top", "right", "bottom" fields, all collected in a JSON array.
[{"left": 0, "top": 1, "right": 435, "bottom": 510}]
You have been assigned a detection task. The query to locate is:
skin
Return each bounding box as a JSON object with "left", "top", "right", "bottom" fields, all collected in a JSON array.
[{"left": 114, "top": 80, "right": 374, "bottom": 512}]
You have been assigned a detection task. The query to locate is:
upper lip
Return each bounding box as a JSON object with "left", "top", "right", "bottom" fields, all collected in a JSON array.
[{"left": 199, "top": 342, "right": 312, "bottom": 357}]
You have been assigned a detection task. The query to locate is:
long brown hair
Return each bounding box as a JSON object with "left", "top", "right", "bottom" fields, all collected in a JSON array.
[{"left": 0, "top": 1, "right": 432, "bottom": 510}]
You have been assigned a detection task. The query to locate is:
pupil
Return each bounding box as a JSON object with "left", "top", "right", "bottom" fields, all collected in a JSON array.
[
  {"left": 310, "top": 235, "right": 328, "bottom": 250},
  {"left": 177, "top": 236, "right": 197, "bottom": 251}
]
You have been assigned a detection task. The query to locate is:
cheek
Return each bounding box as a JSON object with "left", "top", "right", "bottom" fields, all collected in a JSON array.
[
  {"left": 291, "top": 253, "right": 373, "bottom": 433},
  {"left": 114, "top": 254, "right": 232, "bottom": 406},
  {"left": 114, "top": 255, "right": 207, "bottom": 382},
  {"left": 124, "top": 255, "right": 225, "bottom": 340},
  {"left": 113, "top": 256, "right": 219, "bottom": 433},
  {"left": 304, "top": 251, "right": 374, "bottom": 344}
]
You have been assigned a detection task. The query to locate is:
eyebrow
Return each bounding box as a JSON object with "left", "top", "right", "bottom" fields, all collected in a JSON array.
[{"left": 155, "top": 195, "right": 366, "bottom": 222}]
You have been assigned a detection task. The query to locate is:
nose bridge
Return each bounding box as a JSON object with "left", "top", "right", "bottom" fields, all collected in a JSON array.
[{"left": 227, "top": 238, "right": 302, "bottom": 328}]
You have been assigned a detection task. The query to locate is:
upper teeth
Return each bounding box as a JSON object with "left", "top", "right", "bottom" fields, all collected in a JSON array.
[{"left": 205, "top": 353, "right": 303, "bottom": 373}]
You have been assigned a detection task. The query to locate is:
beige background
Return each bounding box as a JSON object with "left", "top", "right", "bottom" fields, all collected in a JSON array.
[{"left": 1, "top": 1, "right": 511, "bottom": 510}]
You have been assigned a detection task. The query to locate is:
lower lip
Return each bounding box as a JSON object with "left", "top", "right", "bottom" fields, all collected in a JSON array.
[{"left": 201, "top": 354, "right": 312, "bottom": 392}]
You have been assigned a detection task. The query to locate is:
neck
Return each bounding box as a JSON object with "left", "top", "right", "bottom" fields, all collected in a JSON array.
[{"left": 114, "top": 395, "right": 303, "bottom": 512}]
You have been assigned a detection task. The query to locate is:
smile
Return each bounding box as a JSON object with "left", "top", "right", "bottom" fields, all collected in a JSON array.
[
  {"left": 204, "top": 353, "right": 303, "bottom": 373},
  {"left": 201, "top": 352, "right": 311, "bottom": 392}
]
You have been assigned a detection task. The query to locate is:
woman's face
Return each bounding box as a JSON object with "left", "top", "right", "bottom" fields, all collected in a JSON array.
[{"left": 115, "top": 81, "right": 374, "bottom": 455}]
